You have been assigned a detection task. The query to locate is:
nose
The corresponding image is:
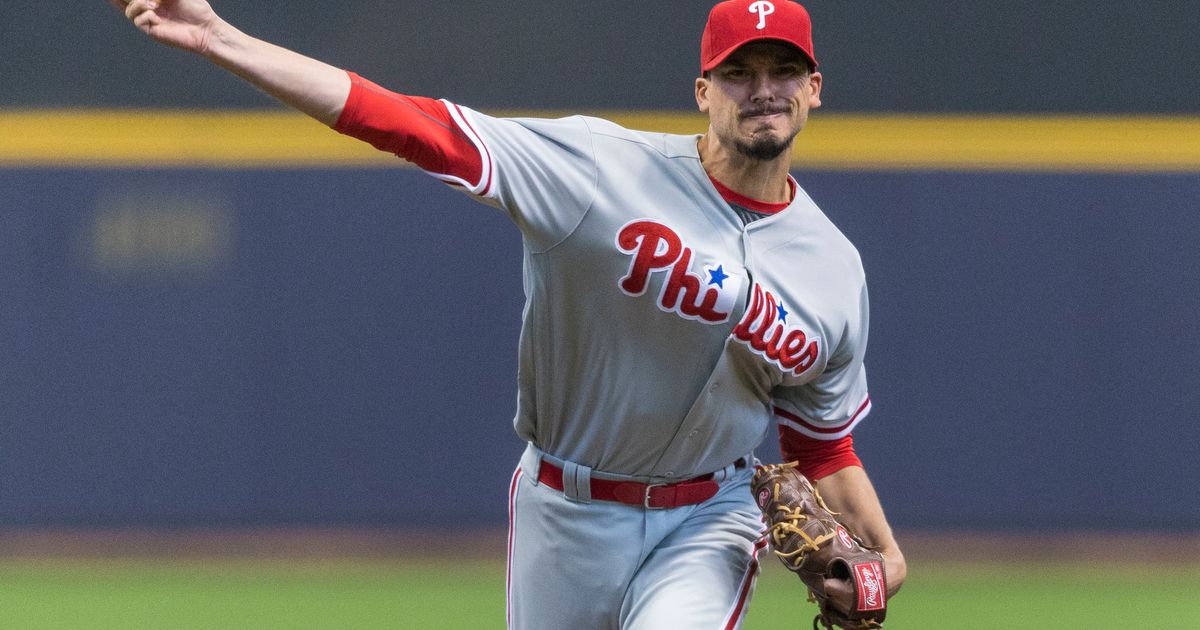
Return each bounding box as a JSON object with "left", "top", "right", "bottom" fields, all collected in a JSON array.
[{"left": 748, "top": 70, "right": 776, "bottom": 104}]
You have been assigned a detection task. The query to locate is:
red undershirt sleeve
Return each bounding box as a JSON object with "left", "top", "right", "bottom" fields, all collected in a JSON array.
[
  {"left": 332, "top": 71, "right": 484, "bottom": 189},
  {"left": 778, "top": 428, "right": 863, "bottom": 481}
]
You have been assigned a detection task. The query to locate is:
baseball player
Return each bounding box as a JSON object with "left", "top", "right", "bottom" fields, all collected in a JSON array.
[{"left": 113, "top": 0, "right": 907, "bottom": 627}]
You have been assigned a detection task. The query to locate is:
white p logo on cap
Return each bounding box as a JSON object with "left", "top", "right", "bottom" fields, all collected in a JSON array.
[{"left": 749, "top": 1, "right": 775, "bottom": 30}]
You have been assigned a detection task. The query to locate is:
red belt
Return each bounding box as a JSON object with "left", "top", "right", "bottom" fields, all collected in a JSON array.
[{"left": 537, "top": 459, "right": 744, "bottom": 509}]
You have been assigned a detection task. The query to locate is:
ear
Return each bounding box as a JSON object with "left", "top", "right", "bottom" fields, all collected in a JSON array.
[
  {"left": 807, "top": 72, "right": 823, "bottom": 109},
  {"left": 696, "top": 77, "right": 710, "bottom": 113}
]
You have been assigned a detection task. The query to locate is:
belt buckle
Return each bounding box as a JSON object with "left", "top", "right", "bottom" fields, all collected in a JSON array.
[{"left": 643, "top": 483, "right": 669, "bottom": 510}]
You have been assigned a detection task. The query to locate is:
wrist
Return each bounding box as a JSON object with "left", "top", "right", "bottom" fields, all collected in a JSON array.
[
  {"left": 200, "top": 18, "right": 240, "bottom": 60},
  {"left": 881, "top": 547, "right": 906, "bottom": 596}
]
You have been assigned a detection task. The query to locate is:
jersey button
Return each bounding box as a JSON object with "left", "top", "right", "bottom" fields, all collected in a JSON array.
[{"left": 689, "top": 430, "right": 699, "bottom": 438}]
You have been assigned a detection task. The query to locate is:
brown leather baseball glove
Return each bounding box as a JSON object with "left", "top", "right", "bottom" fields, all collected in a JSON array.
[{"left": 752, "top": 462, "right": 888, "bottom": 630}]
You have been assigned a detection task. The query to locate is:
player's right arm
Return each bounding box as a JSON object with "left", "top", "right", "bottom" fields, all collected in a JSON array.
[
  {"left": 113, "top": 0, "right": 597, "bottom": 248},
  {"left": 112, "top": 0, "right": 350, "bottom": 126}
]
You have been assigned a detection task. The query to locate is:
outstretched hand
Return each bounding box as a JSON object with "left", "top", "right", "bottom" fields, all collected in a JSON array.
[
  {"left": 107, "top": 0, "right": 351, "bottom": 125},
  {"left": 109, "top": 0, "right": 222, "bottom": 54}
]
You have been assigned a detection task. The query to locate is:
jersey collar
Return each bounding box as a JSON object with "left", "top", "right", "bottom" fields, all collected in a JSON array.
[{"left": 706, "top": 172, "right": 797, "bottom": 215}]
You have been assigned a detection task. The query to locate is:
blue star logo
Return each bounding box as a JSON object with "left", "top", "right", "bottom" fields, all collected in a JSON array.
[
  {"left": 777, "top": 302, "right": 789, "bottom": 323},
  {"left": 707, "top": 265, "right": 729, "bottom": 288}
]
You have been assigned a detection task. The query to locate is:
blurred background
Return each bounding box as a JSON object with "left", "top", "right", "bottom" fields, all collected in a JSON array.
[{"left": 1, "top": 2, "right": 1198, "bottom": 627}]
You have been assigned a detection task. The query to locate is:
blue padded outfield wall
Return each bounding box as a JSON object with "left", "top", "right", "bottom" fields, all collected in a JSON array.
[
  {"left": 2, "top": 0, "right": 1199, "bottom": 531},
  {"left": 2, "top": 167, "right": 1197, "bottom": 530}
]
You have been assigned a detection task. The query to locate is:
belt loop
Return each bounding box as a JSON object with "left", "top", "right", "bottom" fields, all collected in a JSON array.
[
  {"left": 717, "top": 461, "right": 734, "bottom": 482},
  {"left": 716, "top": 453, "right": 753, "bottom": 482},
  {"left": 521, "top": 443, "right": 543, "bottom": 487},
  {"left": 561, "top": 461, "right": 593, "bottom": 503},
  {"left": 718, "top": 462, "right": 733, "bottom": 482}
]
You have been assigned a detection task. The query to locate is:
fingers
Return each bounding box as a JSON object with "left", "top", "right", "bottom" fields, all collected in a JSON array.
[
  {"left": 124, "top": 0, "right": 156, "bottom": 20},
  {"left": 822, "top": 577, "right": 854, "bottom": 614},
  {"left": 120, "top": 0, "right": 161, "bottom": 33},
  {"left": 133, "top": 10, "right": 162, "bottom": 32}
]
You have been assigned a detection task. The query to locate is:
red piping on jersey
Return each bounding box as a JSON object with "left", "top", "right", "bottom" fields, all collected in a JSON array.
[
  {"left": 505, "top": 466, "right": 522, "bottom": 628},
  {"left": 773, "top": 395, "right": 872, "bottom": 435},
  {"left": 706, "top": 173, "right": 797, "bottom": 214},
  {"left": 723, "top": 536, "right": 768, "bottom": 629},
  {"left": 448, "top": 102, "right": 495, "bottom": 196}
]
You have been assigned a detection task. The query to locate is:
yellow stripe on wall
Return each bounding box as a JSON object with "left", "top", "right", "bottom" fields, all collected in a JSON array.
[
  {"left": 0, "top": 110, "right": 394, "bottom": 168},
  {"left": 2, "top": 109, "right": 1199, "bottom": 172},
  {"left": 798, "top": 115, "right": 1200, "bottom": 172}
]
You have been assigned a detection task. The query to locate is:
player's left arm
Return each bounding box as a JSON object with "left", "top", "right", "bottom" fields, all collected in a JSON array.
[
  {"left": 815, "top": 464, "right": 907, "bottom": 600},
  {"left": 780, "top": 431, "right": 905, "bottom": 598},
  {"left": 772, "top": 276, "right": 905, "bottom": 608}
]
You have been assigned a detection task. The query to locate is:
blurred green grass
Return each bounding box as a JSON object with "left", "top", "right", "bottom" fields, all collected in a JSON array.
[{"left": 0, "top": 557, "right": 1196, "bottom": 629}]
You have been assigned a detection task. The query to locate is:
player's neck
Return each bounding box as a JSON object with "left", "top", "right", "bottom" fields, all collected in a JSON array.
[{"left": 697, "top": 133, "right": 794, "bottom": 204}]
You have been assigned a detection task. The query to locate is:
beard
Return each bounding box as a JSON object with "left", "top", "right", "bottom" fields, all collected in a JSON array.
[{"left": 734, "top": 135, "right": 793, "bottom": 161}]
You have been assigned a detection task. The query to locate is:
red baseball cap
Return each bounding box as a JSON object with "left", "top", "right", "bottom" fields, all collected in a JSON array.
[{"left": 700, "top": 0, "right": 818, "bottom": 73}]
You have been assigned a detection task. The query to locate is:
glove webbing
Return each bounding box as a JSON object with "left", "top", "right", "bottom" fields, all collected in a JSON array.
[{"left": 765, "top": 468, "right": 839, "bottom": 570}]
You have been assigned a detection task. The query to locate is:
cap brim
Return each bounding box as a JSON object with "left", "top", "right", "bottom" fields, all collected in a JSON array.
[{"left": 701, "top": 36, "right": 818, "bottom": 72}]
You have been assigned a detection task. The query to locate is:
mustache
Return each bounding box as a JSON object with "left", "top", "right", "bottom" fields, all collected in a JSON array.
[{"left": 739, "top": 106, "right": 791, "bottom": 118}]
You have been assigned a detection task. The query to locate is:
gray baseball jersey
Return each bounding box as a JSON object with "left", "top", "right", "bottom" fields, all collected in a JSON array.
[{"left": 445, "top": 107, "right": 872, "bottom": 480}]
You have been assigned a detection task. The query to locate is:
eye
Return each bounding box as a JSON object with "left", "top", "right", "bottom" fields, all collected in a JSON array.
[{"left": 723, "top": 67, "right": 750, "bottom": 80}]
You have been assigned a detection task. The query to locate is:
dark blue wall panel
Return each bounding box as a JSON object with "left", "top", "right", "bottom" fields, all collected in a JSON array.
[
  {"left": 2, "top": 168, "right": 1197, "bottom": 530},
  {"left": 809, "top": 172, "right": 1200, "bottom": 530},
  {"left": 0, "top": 170, "right": 528, "bottom": 526}
]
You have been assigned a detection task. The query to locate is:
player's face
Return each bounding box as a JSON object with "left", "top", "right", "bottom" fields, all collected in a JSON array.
[{"left": 696, "top": 42, "right": 822, "bottom": 162}]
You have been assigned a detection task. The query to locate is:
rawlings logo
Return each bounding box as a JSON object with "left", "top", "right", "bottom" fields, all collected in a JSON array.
[
  {"left": 853, "top": 562, "right": 885, "bottom": 611},
  {"left": 836, "top": 526, "right": 855, "bottom": 550},
  {"left": 756, "top": 487, "right": 771, "bottom": 508},
  {"left": 732, "top": 283, "right": 820, "bottom": 376},
  {"left": 749, "top": 1, "right": 775, "bottom": 29},
  {"left": 616, "top": 220, "right": 740, "bottom": 324}
]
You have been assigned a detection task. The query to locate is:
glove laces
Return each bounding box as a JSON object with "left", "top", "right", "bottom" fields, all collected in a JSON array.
[{"left": 764, "top": 464, "right": 840, "bottom": 570}]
